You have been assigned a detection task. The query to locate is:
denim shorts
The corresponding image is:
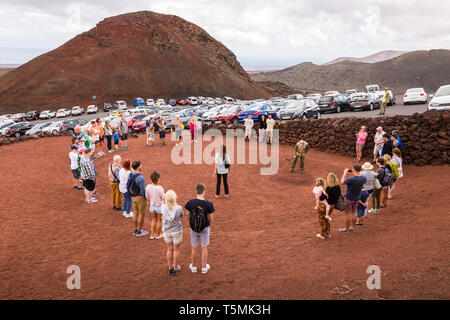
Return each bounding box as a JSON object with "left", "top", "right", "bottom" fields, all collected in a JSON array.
[
  {"left": 150, "top": 205, "right": 162, "bottom": 214},
  {"left": 357, "top": 207, "right": 368, "bottom": 218}
]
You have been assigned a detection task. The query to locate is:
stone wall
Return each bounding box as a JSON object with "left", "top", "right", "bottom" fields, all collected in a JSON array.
[{"left": 205, "top": 110, "right": 450, "bottom": 166}]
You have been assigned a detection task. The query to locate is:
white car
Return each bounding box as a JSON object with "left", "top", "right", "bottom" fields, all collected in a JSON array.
[
  {"left": 39, "top": 110, "right": 52, "bottom": 119},
  {"left": 156, "top": 99, "right": 165, "bottom": 107},
  {"left": 87, "top": 105, "right": 98, "bottom": 114},
  {"left": 403, "top": 88, "right": 428, "bottom": 104},
  {"left": 287, "top": 94, "right": 304, "bottom": 100},
  {"left": 324, "top": 91, "right": 340, "bottom": 96},
  {"left": 114, "top": 101, "right": 127, "bottom": 110},
  {"left": 56, "top": 108, "right": 70, "bottom": 118},
  {"left": 42, "top": 121, "right": 63, "bottom": 135},
  {"left": 187, "top": 96, "right": 198, "bottom": 105},
  {"left": 206, "top": 97, "right": 215, "bottom": 105},
  {"left": 223, "top": 96, "right": 235, "bottom": 104},
  {"left": 215, "top": 97, "right": 222, "bottom": 105},
  {"left": 365, "top": 84, "right": 380, "bottom": 94},
  {"left": 428, "top": 84, "right": 450, "bottom": 111},
  {"left": 48, "top": 110, "right": 56, "bottom": 118},
  {"left": 71, "top": 106, "right": 84, "bottom": 116},
  {"left": 146, "top": 99, "right": 155, "bottom": 107},
  {"left": 345, "top": 89, "right": 357, "bottom": 96}
]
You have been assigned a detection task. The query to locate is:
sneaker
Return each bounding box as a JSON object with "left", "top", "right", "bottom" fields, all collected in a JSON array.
[
  {"left": 368, "top": 209, "right": 375, "bottom": 214},
  {"left": 189, "top": 263, "right": 197, "bottom": 273},
  {"left": 171, "top": 269, "right": 180, "bottom": 276},
  {"left": 93, "top": 192, "right": 100, "bottom": 196},
  {"left": 87, "top": 198, "right": 98, "bottom": 204},
  {"left": 115, "top": 207, "right": 123, "bottom": 211},
  {"left": 136, "top": 230, "right": 148, "bottom": 237},
  {"left": 150, "top": 236, "right": 155, "bottom": 240},
  {"left": 123, "top": 211, "right": 127, "bottom": 217},
  {"left": 113, "top": 206, "right": 117, "bottom": 210},
  {"left": 77, "top": 186, "right": 84, "bottom": 190},
  {"left": 201, "top": 264, "right": 211, "bottom": 274},
  {"left": 172, "top": 264, "right": 181, "bottom": 271},
  {"left": 133, "top": 230, "right": 138, "bottom": 236},
  {"left": 108, "top": 150, "right": 114, "bottom": 153},
  {"left": 168, "top": 268, "right": 174, "bottom": 275}
]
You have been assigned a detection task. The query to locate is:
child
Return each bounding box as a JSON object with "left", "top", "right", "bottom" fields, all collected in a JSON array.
[
  {"left": 113, "top": 129, "right": 120, "bottom": 151},
  {"left": 145, "top": 171, "right": 165, "bottom": 240},
  {"left": 147, "top": 127, "right": 155, "bottom": 146},
  {"left": 312, "top": 178, "right": 331, "bottom": 221},
  {"left": 69, "top": 145, "right": 82, "bottom": 190},
  {"left": 356, "top": 186, "right": 369, "bottom": 226}
]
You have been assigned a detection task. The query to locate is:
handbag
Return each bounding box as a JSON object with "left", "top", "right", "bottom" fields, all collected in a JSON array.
[
  {"left": 373, "top": 177, "right": 382, "bottom": 189},
  {"left": 334, "top": 194, "right": 345, "bottom": 211}
]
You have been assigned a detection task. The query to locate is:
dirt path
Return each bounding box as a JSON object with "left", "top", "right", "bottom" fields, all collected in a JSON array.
[{"left": 0, "top": 134, "right": 448, "bottom": 299}]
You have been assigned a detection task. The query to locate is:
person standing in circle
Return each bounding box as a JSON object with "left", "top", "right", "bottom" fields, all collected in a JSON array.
[
  {"left": 258, "top": 115, "right": 267, "bottom": 143},
  {"left": 214, "top": 144, "right": 231, "bottom": 199},
  {"left": 103, "top": 120, "right": 113, "bottom": 153},
  {"left": 355, "top": 125, "right": 368, "bottom": 162},
  {"left": 189, "top": 116, "right": 198, "bottom": 143}
]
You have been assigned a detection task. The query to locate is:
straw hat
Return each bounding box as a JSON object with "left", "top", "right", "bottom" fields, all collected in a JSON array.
[{"left": 362, "top": 162, "right": 373, "bottom": 170}]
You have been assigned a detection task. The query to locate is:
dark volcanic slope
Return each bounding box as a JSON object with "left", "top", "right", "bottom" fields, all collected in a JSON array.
[
  {"left": 0, "top": 11, "right": 269, "bottom": 113},
  {"left": 252, "top": 50, "right": 450, "bottom": 94}
]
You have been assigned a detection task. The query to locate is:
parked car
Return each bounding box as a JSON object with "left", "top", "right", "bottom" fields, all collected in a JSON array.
[
  {"left": 2, "top": 122, "right": 32, "bottom": 138},
  {"left": 26, "top": 111, "right": 40, "bottom": 121},
  {"left": 215, "top": 97, "right": 222, "bottom": 105},
  {"left": 60, "top": 119, "right": 88, "bottom": 132},
  {"left": 201, "top": 105, "right": 228, "bottom": 123},
  {"left": 114, "top": 101, "right": 127, "bottom": 110},
  {"left": 374, "top": 90, "right": 396, "bottom": 105},
  {"left": 168, "top": 99, "right": 177, "bottom": 106},
  {"left": 176, "top": 99, "right": 187, "bottom": 105},
  {"left": 403, "top": 88, "right": 428, "bottom": 104},
  {"left": 277, "top": 100, "right": 307, "bottom": 120},
  {"left": 238, "top": 103, "right": 278, "bottom": 123},
  {"left": 318, "top": 94, "right": 351, "bottom": 113},
  {"left": 223, "top": 96, "right": 235, "bottom": 104},
  {"left": 56, "top": 108, "right": 71, "bottom": 118},
  {"left": 428, "top": 84, "right": 450, "bottom": 111},
  {"left": 25, "top": 122, "right": 53, "bottom": 135},
  {"left": 126, "top": 114, "right": 148, "bottom": 130},
  {"left": 103, "top": 102, "right": 112, "bottom": 112},
  {"left": 287, "top": 94, "right": 304, "bottom": 100},
  {"left": 133, "top": 97, "right": 145, "bottom": 107},
  {"left": 207, "top": 97, "right": 215, "bottom": 105},
  {"left": 0, "top": 120, "right": 16, "bottom": 136},
  {"left": 110, "top": 109, "right": 129, "bottom": 117},
  {"left": 42, "top": 121, "right": 63, "bottom": 135},
  {"left": 146, "top": 99, "right": 155, "bottom": 107},
  {"left": 324, "top": 91, "right": 340, "bottom": 96},
  {"left": 292, "top": 99, "right": 321, "bottom": 120},
  {"left": 11, "top": 113, "right": 27, "bottom": 122},
  {"left": 345, "top": 89, "right": 357, "bottom": 96},
  {"left": 39, "top": 110, "right": 53, "bottom": 119},
  {"left": 187, "top": 97, "right": 198, "bottom": 105},
  {"left": 87, "top": 105, "right": 98, "bottom": 114},
  {"left": 211, "top": 104, "right": 245, "bottom": 124},
  {"left": 156, "top": 99, "right": 165, "bottom": 107},
  {"left": 349, "top": 93, "right": 381, "bottom": 111},
  {"left": 71, "top": 106, "right": 84, "bottom": 116},
  {"left": 306, "top": 94, "right": 322, "bottom": 103}
]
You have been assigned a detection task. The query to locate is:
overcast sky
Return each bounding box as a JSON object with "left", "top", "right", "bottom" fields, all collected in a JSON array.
[{"left": 1, "top": 0, "right": 449, "bottom": 67}]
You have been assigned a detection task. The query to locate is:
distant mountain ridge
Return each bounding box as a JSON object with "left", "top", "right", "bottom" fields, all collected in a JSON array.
[
  {"left": 251, "top": 49, "right": 450, "bottom": 94},
  {"left": 324, "top": 50, "right": 409, "bottom": 65}
]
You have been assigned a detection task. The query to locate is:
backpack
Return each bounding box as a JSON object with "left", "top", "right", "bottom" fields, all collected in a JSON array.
[
  {"left": 380, "top": 167, "right": 393, "bottom": 187},
  {"left": 189, "top": 200, "right": 209, "bottom": 233},
  {"left": 390, "top": 162, "right": 399, "bottom": 180},
  {"left": 126, "top": 172, "right": 141, "bottom": 196}
]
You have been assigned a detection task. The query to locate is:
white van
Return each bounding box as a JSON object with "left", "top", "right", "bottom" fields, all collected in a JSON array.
[
  {"left": 223, "top": 96, "right": 235, "bottom": 103},
  {"left": 365, "top": 85, "right": 380, "bottom": 94},
  {"left": 287, "top": 94, "right": 304, "bottom": 100}
]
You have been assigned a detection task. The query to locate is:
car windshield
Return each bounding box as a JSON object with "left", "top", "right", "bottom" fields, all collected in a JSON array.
[{"left": 434, "top": 86, "right": 450, "bottom": 97}]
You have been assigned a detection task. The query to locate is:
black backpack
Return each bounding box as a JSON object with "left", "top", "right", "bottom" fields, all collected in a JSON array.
[
  {"left": 189, "top": 200, "right": 209, "bottom": 233},
  {"left": 126, "top": 172, "right": 141, "bottom": 196}
]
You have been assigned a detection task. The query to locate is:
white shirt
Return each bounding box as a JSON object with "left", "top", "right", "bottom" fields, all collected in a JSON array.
[
  {"left": 119, "top": 168, "right": 131, "bottom": 193},
  {"left": 374, "top": 131, "right": 385, "bottom": 145},
  {"left": 69, "top": 151, "right": 78, "bottom": 170},
  {"left": 244, "top": 118, "right": 254, "bottom": 129},
  {"left": 215, "top": 153, "right": 231, "bottom": 175}
]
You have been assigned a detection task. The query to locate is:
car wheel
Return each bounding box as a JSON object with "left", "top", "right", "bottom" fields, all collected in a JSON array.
[
  {"left": 336, "top": 106, "right": 341, "bottom": 113},
  {"left": 369, "top": 103, "right": 374, "bottom": 111},
  {"left": 52, "top": 130, "right": 57, "bottom": 135},
  {"left": 302, "top": 114, "right": 307, "bottom": 119},
  {"left": 15, "top": 132, "right": 20, "bottom": 139}
]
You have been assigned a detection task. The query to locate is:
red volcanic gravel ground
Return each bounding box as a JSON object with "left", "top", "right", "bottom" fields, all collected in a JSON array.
[{"left": 0, "top": 134, "right": 449, "bottom": 299}]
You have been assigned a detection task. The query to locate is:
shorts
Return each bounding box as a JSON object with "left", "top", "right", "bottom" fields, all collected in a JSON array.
[
  {"left": 190, "top": 226, "right": 210, "bottom": 247},
  {"left": 159, "top": 130, "right": 166, "bottom": 138},
  {"left": 266, "top": 129, "right": 273, "bottom": 138},
  {"left": 356, "top": 142, "right": 365, "bottom": 148},
  {"left": 94, "top": 139, "right": 100, "bottom": 144},
  {"left": 121, "top": 133, "right": 128, "bottom": 141},
  {"left": 83, "top": 179, "right": 96, "bottom": 192},
  {"left": 373, "top": 144, "right": 382, "bottom": 155},
  {"left": 150, "top": 205, "right": 162, "bottom": 214},
  {"left": 164, "top": 230, "right": 183, "bottom": 245},
  {"left": 71, "top": 169, "right": 80, "bottom": 179},
  {"left": 132, "top": 197, "right": 147, "bottom": 213},
  {"left": 114, "top": 139, "right": 119, "bottom": 145},
  {"left": 344, "top": 198, "right": 358, "bottom": 213},
  {"left": 357, "top": 207, "right": 368, "bottom": 218},
  {"left": 367, "top": 189, "right": 374, "bottom": 195}
]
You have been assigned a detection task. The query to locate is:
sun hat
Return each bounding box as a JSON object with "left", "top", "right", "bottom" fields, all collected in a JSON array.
[{"left": 362, "top": 162, "right": 373, "bottom": 170}]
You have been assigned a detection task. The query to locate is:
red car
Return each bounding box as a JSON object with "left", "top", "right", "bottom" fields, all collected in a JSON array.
[
  {"left": 176, "top": 99, "right": 187, "bottom": 105},
  {"left": 126, "top": 114, "right": 148, "bottom": 129},
  {"left": 211, "top": 105, "right": 244, "bottom": 125}
]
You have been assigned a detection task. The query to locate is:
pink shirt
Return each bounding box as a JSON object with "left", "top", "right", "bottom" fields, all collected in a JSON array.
[
  {"left": 357, "top": 131, "right": 368, "bottom": 145},
  {"left": 145, "top": 184, "right": 165, "bottom": 206},
  {"left": 312, "top": 186, "right": 323, "bottom": 200}
]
